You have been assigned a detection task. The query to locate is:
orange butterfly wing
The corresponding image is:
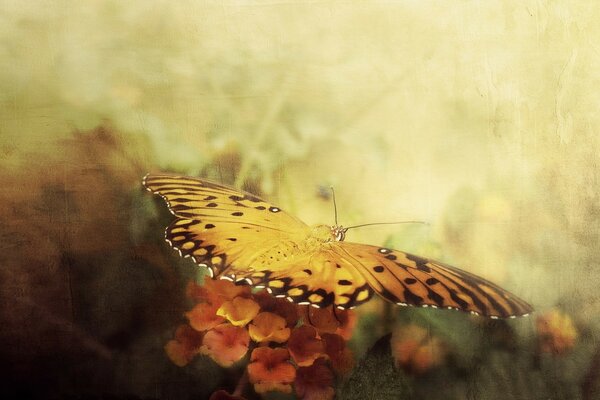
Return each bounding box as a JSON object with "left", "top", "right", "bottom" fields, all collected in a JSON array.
[
  {"left": 143, "top": 173, "right": 310, "bottom": 277},
  {"left": 330, "top": 242, "right": 533, "bottom": 318}
]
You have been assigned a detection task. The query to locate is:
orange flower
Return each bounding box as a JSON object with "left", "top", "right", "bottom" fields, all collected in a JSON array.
[
  {"left": 302, "top": 306, "right": 339, "bottom": 334},
  {"left": 295, "top": 358, "right": 335, "bottom": 400},
  {"left": 188, "top": 278, "right": 251, "bottom": 306},
  {"left": 186, "top": 302, "right": 226, "bottom": 331},
  {"left": 247, "top": 347, "right": 296, "bottom": 394},
  {"left": 288, "top": 325, "right": 325, "bottom": 367},
  {"left": 201, "top": 323, "right": 250, "bottom": 367},
  {"left": 254, "top": 291, "right": 299, "bottom": 327},
  {"left": 391, "top": 324, "right": 446, "bottom": 375},
  {"left": 536, "top": 310, "right": 578, "bottom": 355},
  {"left": 165, "top": 324, "right": 205, "bottom": 367},
  {"left": 248, "top": 312, "right": 291, "bottom": 343},
  {"left": 322, "top": 333, "right": 354, "bottom": 373},
  {"left": 186, "top": 280, "right": 208, "bottom": 303},
  {"left": 302, "top": 306, "right": 356, "bottom": 340},
  {"left": 335, "top": 309, "right": 357, "bottom": 340},
  {"left": 217, "top": 297, "right": 260, "bottom": 327}
]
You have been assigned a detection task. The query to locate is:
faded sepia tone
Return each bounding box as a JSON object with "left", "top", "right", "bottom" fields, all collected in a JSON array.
[{"left": 1, "top": 1, "right": 598, "bottom": 399}]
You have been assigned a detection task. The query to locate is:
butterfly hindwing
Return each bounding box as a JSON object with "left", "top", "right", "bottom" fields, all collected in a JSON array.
[
  {"left": 332, "top": 242, "right": 532, "bottom": 318},
  {"left": 223, "top": 249, "right": 374, "bottom": 309}
]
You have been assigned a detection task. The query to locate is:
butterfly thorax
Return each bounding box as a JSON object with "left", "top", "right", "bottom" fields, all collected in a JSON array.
[{"left": 308, "top": 224, "right": 347, "bottom": 243}]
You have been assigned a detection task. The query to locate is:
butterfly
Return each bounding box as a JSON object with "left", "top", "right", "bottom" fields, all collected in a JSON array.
[{"left": 143, "top": 173, "right": 533, "bottom": 319}]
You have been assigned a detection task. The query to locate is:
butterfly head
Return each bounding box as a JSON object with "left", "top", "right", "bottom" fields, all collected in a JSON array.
[{"left": 331, "top": 225, "right": 349, "bottom": 242}]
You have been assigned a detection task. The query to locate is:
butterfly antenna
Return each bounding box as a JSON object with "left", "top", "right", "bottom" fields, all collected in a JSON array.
[
  {"left": 330, "top": 186, "right": 339, "bottom": 226},
  {"left": 345, "top": 221, "right": 429, "bottom": 230}
]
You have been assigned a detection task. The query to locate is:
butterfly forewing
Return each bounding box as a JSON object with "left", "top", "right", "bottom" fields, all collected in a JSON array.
[
  {"left": 144, "top": 174, "right": 310, "bottom": 276},
  {"left": 143, "top": 174, "right": 307, "bottom": 233},
  {"left": 332, "top": 242, "right": 533, "bottom": 318}
]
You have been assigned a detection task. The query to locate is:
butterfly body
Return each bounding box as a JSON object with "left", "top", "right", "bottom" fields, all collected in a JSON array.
[{"left": 143, "top": 173, "right": 533, "bottom": 318}]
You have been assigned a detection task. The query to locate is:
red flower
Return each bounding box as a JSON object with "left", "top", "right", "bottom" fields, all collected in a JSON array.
[
  {"left": 302, "top": 306, "right": 340, "bottom": 334},
  {"left": 322, "top": 333, "right": 354, "bottom": 373},
  {"left": 254, "top": 291, "right": 299, "bottom": 327},
  {"left": 201, "top": 324, "right": 250, "bottom": 367},
  {"left": 288, "top": 325, "right": 325, "bottom": 367},
  {"left": 334, "top": 309, "right": 357, "bottom": 340},
  {"left": 247, "top": 347, "right": 296, "bottom": 394},
  {"left": 295, "top": 358, "right": 335, "bottom": 400},
  {"left": 164, "top": 324, "right": 204, "bottom": 367}
]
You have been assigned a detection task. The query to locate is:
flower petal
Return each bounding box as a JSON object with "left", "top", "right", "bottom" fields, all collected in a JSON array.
[
  {"left": 164, "top": 325, "right": 204, "bottom": 367},
  {"left": 201, "top": 324, "right": 250, "bottom": 367},
  {"left": 322, "top": 333, "right": 354, "bottom": 373},
  {"left": 295, "top": 358, "right": 335, "bottom": 400},
  {"left": 249, "top": 312, "right": 291, "bottom": 343},
  {"left": 390, "top": 324, "right": 446, "bottom": 374},
  {"left": 288, "top": 325, "right": 324, "bottom": 367},
  {"left": 217, "top": 297, "right": 260, "bottom": 327},
  {"left": 248, "top": 347, "right": 296, "bottom": 394},
  {"left": 255, "top": 291, "right": 299, "bottom": 327},
  {"left": 536, "top": 309, "right": 577, "bottom": 355},
  {"left": 186, "top": 302, "right": 226, "bottom": 331}
]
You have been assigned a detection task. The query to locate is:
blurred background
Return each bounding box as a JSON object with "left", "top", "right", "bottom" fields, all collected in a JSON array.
[{"left": 1, "top": 1, "right": 599, "bottom": 399}]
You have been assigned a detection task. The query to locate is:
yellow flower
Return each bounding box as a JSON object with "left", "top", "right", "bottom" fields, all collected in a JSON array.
[
  {"left": 217, "top": 297, "right": 260, "bottom": 327},
  {"left": 248, "top": 312, "right": 291, "bottom": 343}
]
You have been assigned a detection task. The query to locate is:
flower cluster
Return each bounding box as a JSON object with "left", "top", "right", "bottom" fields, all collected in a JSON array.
[
  {"left": 536, "top": 309, "right": 578, "bottom": 355},
  {"left": 390, "top": 324, "right": 447, "bottom": 375},
  {"left": 165, "top": 278, "right": 355, "bottom": 399}
]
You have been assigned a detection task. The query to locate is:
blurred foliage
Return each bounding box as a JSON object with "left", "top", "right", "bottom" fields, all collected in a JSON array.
[{"left": 1, "top": 1, "right": 600, "bottom": 399}]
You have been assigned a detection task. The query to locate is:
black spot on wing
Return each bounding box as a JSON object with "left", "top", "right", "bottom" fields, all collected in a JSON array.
[
  {"left": 405, "top": 253, "right": 432, "bottom": 273},
  {"left": 403, "top": 289, "right": 423, "bottom": 306}
]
